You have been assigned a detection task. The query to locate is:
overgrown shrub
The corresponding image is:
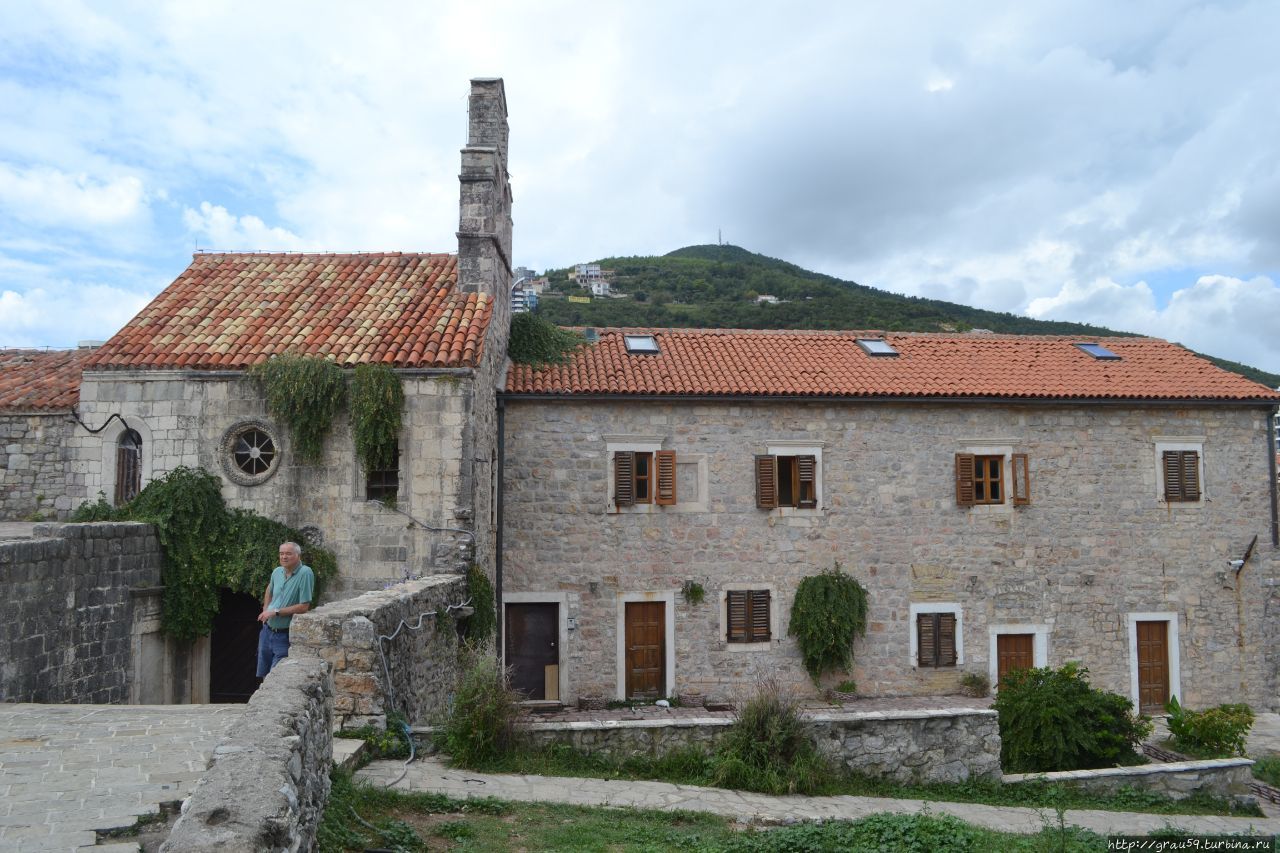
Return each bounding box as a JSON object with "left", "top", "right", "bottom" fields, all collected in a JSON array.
[
  {"left": 507, "top": 313, "right": 584, "bottom": 366},
  {"left": 710, "top": 677, "right": 832, "bottom": 794},
  {"left": 349, "top": 363, "right": 404, "bottom": 474},
  {"left": 462, "top": 563, "right": 496, "bottom": 645},
  {"left": 1253, "top": 755, "right": 1280, "bottom": 786},
  {"left": 440, "top": 652, "right": 523, "bottom": 767},
  {"left": 248, "top": 352, "right": 346, "bottom": 462},
  {"left": 1165, "top": 696, "right": 1254, "bottom": 757},
  {"left": 787, "top": 563, "right": 868, "bottom": 683},
  {"left": 994, "top": 662, "right": 1152, "bottom": 773}
]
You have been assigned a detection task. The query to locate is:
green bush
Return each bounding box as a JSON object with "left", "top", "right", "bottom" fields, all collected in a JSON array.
[
  {"left": 440, "top": 653, "right": 523, "bottom": 767},
  {"left": 462, "top": 563, "right": 496, "bottom": 645},
  {"left": 1253, "top": 755, "right": 1280, "bottom": 786},
  {"left": 710, "top": 677, "right": 832, "bottom": 794},
  {"left": 787, "top": 563, "right": 868, "bottom": 683},
  {"left": 994, "top": 662, "right": 1152, "bottom": 773},
  {"left": 1165, "top": 696, "right": 1254, "bottom": 757}
]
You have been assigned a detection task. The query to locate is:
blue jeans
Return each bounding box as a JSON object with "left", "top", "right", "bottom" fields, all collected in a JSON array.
[{"left": 256, "top": 624, "right": 290, "bottom": 677}]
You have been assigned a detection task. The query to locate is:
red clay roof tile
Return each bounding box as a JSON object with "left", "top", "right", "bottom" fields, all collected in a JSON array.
[{"left": 0, "top": 349, "right": 90, "bottom": 411}]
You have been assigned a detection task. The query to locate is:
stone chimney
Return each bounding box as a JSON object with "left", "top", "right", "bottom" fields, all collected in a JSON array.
[{"left": 457, "top": 78, "right": 513, "bottom": 331}]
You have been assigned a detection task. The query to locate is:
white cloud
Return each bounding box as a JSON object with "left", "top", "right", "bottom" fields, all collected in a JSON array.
[
  {"left": 0, "top": 164, "right": 147, "bottom": 228},
  {"left": 181, "top": 202, "right": 315, "bottom": 252},
  {"left": 0, "top": 283, "right": 151, "bottom": 348}
]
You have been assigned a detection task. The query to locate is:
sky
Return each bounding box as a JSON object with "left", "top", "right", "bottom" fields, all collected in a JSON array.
[{"left": 2, "top": 1, "right": 1279, "bottom": 373}]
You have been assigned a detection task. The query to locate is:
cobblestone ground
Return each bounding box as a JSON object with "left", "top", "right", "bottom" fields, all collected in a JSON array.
[{"left": 0, "top": 704, "right": 243, "bottom": 852}]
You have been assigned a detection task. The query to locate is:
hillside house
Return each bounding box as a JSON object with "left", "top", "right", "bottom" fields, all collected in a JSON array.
[{"left": 500, "top": 329, "right": 1280, "bottom": 712}]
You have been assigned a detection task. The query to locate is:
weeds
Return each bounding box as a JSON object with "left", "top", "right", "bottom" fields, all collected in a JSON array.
[
  {"left": 438, "top": 651, "right": 523, "bottom": 767},
  {"left": 709, "top": 676, "right": 833, "bottom": 794}
]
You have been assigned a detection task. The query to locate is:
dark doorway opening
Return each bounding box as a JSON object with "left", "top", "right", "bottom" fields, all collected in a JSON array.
[
  {"left": 210, "top": 587, "right": 262, "bottom": 702},
  {"left": 505, "top": 603, "right": 559, "bottom": 700}
]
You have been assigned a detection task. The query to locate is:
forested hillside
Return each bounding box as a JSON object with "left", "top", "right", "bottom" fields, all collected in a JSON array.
[{"left": 535, "top": 245, "right": 1280, "bottom": 387}]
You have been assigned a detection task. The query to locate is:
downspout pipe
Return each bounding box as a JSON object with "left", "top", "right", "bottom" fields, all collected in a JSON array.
[
  {"left": 1268, "top": 405, "right": 1278, "bottom": 548},
  {"left": 495, "top": 396, "right": 506, "bottom": 659}
]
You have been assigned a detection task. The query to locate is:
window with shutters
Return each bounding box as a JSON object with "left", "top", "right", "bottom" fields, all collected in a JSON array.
[
  {"left": 755, "top": 442, "right": 823, "bottom": 513},
  {"left": 1154, "top": 439, "right": 1204, "bottom": 505},
  {"left": 606, "top": 436, "right": 700, "bottom": 513},
  {"left": 115, "top": 429, "right": 142, "bottom": 505},
  {"left": 720, "top": 584, "right": 776, "bottom": 650},
  {"left": 954, "top": 444, "right": 1028, "bottom": 509},
  {"left": 614, "top": 450, "right": 677, "bottom": 507},
  {"left": 908, "top": 602, "right": 963, "bottom": 668}
]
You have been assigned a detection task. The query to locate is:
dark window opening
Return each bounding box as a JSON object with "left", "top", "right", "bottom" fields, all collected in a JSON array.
[
  {"left": 115, "top": 428, "right": 142, "bottom": 505},
  {"left": 367, "top": 448, "right": 401, "bottom": 502}
]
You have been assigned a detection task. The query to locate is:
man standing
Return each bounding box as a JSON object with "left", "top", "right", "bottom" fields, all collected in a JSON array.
[{"left": 256, "top": 541, "right": 315, "bottom": 677}]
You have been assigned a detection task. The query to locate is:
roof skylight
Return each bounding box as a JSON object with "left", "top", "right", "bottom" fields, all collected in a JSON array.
[
  {"left": 1075, "top": 342, "right": 1121, "bottom": 360},
  {"left": 623, "top": 334, "right": 660, "bottom": 354},
  {"left": 856, "top": 338, "right": 898, "bottom": 357}
]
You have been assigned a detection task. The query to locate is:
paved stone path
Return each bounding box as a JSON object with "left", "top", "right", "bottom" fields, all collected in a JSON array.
[
  {"left": 357, "top": 757, "right": 1280, "bottom": 838},
  {"left": 0, "top": 704, "right": 243, "bottom": 852}
]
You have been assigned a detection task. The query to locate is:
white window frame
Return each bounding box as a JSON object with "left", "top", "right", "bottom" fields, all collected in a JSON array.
[
  {"left": 718, "top": 582, "right": 778, "bottom": 652},
  {"left": 764, "top": 440, "right": 825, "bottom": 516},
  {"left": 1126, "top": 611, "right": 1181, "bottom": 710},
  {"left": 958, "top": 438, "right": 1016, "bottom": 513},
  {"left": 909, "top": 602, "right": 964, "bottom": 668},
  {"left": 1154, "top": 437, "right": 1205, "bottom": 505},
  {"left": 604, "top": 435, "right": 707, "bottom": 513},
  {"left": 501, "top": 591, "right": 569, "bottom": 705},
  {"left": 615, "top": 590, "right": 676, "bottom": 700},
  {"left": 987, "top": 623, "right": 1049, "bottom": 688}
]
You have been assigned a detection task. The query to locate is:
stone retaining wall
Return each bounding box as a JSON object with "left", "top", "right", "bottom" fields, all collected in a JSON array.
[
  {"left": 0, "top": 413, "right": 76, "bottom": 521},
  {"left": 162, "top": 657, "right": 334, "bottom": 852},
  {"left": 0, "top": 521, "right": 161, "bottom": 702},
  {"left": 523, "top": 707, "right": 1001, "bottom": 784},
  {"left": 1004, "top": 758, "right": 1256, "bottom": 803},
  {"left": 290, "top": 574, "right": 468, "bottom": 729}
]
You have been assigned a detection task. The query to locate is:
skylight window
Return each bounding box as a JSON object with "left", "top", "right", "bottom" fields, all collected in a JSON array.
[
  {"left": 856, "top": 338, "right": 898, "bottom": 357},
  {"left": 1075, "top": 342, "right": 1121, "bottom": 360},
  {"left": 623, "top": 334, "right": 660, "bottom": 354}
]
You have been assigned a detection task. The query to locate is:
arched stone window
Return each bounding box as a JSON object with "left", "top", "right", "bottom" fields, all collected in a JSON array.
[{"left": 115, "top": 428, "right": 142, "bottom": 504}]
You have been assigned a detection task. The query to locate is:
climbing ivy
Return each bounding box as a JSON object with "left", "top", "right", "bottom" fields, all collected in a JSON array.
[
  {"left": 787, "top": 563, "right": 869, "bottom": 684},
  {"left": 463, "top": 563, "right": 496, "bottom": 645},
  {"left": 507, "top": 313, "right": 584, "bottom": 366},
  {"left": 72, "top": 467, "right": 337, "bottom": 643},
  {"left": 349, "top": 363, "right": 404, "bottom": 473},
  {"left": 248, "top": 353, "right": 347, "bottom": 462}
]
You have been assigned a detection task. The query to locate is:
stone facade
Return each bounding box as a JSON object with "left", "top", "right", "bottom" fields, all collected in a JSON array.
[
  {"left": 0, "top": 413, "right": 77, "bottom": 520},
  {"left": 520, "top": 708, "right": 1001, "bottom": 784},
  {"left": 1004, "top": 758, "right": 1257, "bottom": 804},
  {"left": 161, "top": 656, "right": 333, "bottom": 853},
  {"left": 0, "top": 521, "right": 161, "bottom": 702},
  {"left": 290, "top": 574, "right": 468, "bottom": 729},
  {"left": 502, "top": 398, "right": 1278, "bottom": 709}
]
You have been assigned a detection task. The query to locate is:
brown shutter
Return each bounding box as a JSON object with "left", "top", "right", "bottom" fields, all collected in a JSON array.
[
  {"left": 749, "top": 590, "right": 771, "bottom": 641},
  {"left": 655, "top": 450, "right": 677, "bottom": 505},
  {"left": 918, "top": 613, "right": 936, "bottom": 667},
  {"left": 938, "top": 613, "right": 957, "bottom": 666},
  {"left": 796, "top": 454, "right": 817, "bottom": 508},
  {"left": 1162, "top": 450, "right": 1181, "bottom": 501},
  {"left": 727, "top": 590, "right": 747, "bottom": 642},
  {"left": 1012, "top": 453, "right": 1030, "bottom": 505},
  {"left": 1181, "top": 451, "right": 1201, "bottom": 501},
  {"left": 955, "top": 453, "right": 976, "bottom": 506},
  {"left": 614, "top": 451, "right": 635, "bottom": 507},
  {"left": 755, "top": 455, "right": 778, "bottom": 509}
]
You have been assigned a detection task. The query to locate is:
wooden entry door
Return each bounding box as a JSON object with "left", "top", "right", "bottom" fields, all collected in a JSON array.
[
  {"left": 996, "top": 633, "right": 1035, "bottom": 685},
  {"left": 210, "top": 588, "right": 264, "bottom": 702},
  {"left": 625, "top": 602, "right": 665, "bottom": 699},
  {"left": 1136, "top": 620, "right": 1170, "bottom": 713},
  {"left": 505, "top": 603, "right": 559, "bottom": 700}
]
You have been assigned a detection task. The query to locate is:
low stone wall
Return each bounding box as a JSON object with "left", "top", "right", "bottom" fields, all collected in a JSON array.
[
  {"left": 0, "top": 412, "right": 76, "bottom": 521},
  {"left": 1004, "top": 758, "right": 1256, "bottom": 803},
  {"left": 0, "top": 521, "right": 161, "bottom": 702},
  {"left": 523, "top": 707, "right": 1001, "bottom": 784},
  {"left": 161, "top": 657, "right": 334, "bottom": 852},
  {"left": 290, "top": 574, "right": 468, "bottom": 729}
]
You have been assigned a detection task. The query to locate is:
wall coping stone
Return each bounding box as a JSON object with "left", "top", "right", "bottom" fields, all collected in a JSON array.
[{"left": 1004, "top": 757, "right": 1254, "bottom": 784}]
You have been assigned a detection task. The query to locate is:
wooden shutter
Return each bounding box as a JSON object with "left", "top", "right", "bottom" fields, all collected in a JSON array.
[
  {"left": 795, "top": 455, "right": 817, "bottom": 508},
  {"left": 1180, "top": 451, "right": 1201, "bottom": 501},
  {"left": 954, "top": 453, "right": 976, "bottom": 506},
  {"left": 726, "top": 590, "right": 747, "bottom": 642},
  {"left": 917, "top": 613, "right": 936, "bottom": 667},
  {"left": 755, "top": 455, "right": 778, "bottom": 509},
  {"left": 1011, "top": 453, "right": 1030, "bottom": 505},
  {"left": 655, "top": 450, "right": 677, "bottom": 505},
  {"left": 1163, "top": 450, "right": 1201, "bottom": 502},
  {"left": 938, "top": 613, "right": 957, "bottom": 666},
  {"left": 749, "top": 590, "right": 771, "bottom": 641},
  {"left": 614, "top": 451, "right": 635, "bottom": 507}
]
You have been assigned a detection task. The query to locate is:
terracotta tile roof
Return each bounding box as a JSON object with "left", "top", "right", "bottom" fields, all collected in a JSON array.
[
  {"left": 0, "top": 348, "right": 89, "bottom": 411},
  {"left": 87, "top": 252, "right": 492, "bottom": 370},
  {"left": 506, "top": 329, "right": 1280, "bottom": 402}
]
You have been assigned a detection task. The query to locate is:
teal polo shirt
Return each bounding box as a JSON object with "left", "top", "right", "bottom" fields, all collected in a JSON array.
[{"left": 267, "top": 564, "right": 315, "bottom": 630}]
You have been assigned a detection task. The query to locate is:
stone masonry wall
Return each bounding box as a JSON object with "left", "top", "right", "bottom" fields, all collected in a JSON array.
[
  {"left": 0, "top": 521, "right": 161, "bottom": 702},
  {"left": 161, "top": 656, "right": 333, "bottom": 853},
  {"left": 503, "top": 399, "right": 1277, "bottom": 708},
  {"left": 1004, "top": 758, "right": 1256, "bottom": 803},
  {"left": 522, "top": 708, "right": 1000, "bottom": 784},
  {"left": 290, "top": 574, "right": 467, "bottom": 729},
  {"left": 0, "top": 413, "right": 77, "bottom": 520}
]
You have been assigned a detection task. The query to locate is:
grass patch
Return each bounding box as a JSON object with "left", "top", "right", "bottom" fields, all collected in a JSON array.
[{"left": 1253, "top": 754, "right": 1280, "bottom": 786}]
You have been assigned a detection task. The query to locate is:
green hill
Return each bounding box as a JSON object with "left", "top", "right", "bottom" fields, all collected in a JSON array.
[{"left": 536, "top": 245, "right": 1280, "bottom": 388}]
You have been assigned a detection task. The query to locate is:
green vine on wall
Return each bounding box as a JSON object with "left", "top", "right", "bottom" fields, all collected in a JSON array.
[
  {"left": 248, "top": 353, "right": 347, "bottom": 462},
  {"left": 463, "top": 563, "right": 496, "bottom": 645},
  {"left": 350, "top": 363, "right": 404, "bottom": 473},
  {"left": 71, "top": 467, "right": 337, "bottom": 643},
  {"left": 508, "top": 313, "right": 584, "bottom": 366},
  {"left": 787, "top": 562, "right": 869, "bottom": 684}
]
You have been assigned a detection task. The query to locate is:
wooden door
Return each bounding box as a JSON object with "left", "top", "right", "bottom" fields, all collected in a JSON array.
[
  {"left": 505, "top": 603, "right": 559, "bottom": 700},
  {"left": 1136, "top": 620, "right": 1170, "bottom": 713},
  {"left": 996, "top": 633, "right": 1035, "bottom": 684},
  {"left": 210, "top": 588, "right": 264, "bottom": 702},
  {"left": 625, "top": 602, "right": 665, "bottom": 699}
]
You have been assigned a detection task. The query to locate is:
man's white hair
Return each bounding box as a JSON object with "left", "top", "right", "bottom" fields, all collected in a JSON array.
[{"left": 280, "top": 541, "right": 302, "bottom": 556}]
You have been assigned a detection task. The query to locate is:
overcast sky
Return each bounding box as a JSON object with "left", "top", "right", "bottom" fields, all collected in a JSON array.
[{"left": 2, "top": 1, "right": 1279, "bottom": 373}]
